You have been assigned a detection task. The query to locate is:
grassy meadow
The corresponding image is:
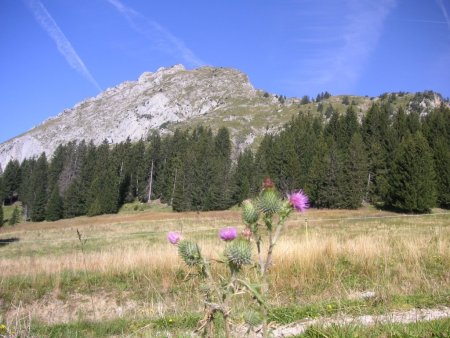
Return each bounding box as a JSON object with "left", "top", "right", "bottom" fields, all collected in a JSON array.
[{"left": 0, "top": 203, "right": 449, "bottom": 337}]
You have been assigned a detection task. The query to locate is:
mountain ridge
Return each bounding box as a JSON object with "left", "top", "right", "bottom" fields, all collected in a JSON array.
[{"left": 0, "top": 65, "right": 447, "bottom": 169}]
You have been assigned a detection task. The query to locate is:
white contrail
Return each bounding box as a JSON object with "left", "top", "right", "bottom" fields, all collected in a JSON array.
[
  {"left": 24, "top": 0, "right": 102, "bottom": 91},
  {"left": 106, "top": 0, "right": 205, "bottom": 67},
  {"left": 291, "top": 0, "right": 397, "bottom": 94},
  {"left": 436, "top": 0, "right": 450, "bottom": 30}
]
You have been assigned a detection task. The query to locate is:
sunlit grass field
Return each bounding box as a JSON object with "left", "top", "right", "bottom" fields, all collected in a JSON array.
[{"left": 0, "top": 203, "right": 449, "bottom": 336}]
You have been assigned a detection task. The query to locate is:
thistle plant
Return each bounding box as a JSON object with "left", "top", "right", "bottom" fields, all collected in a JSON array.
[{"left": 167, "top": 177, "right": 309, "bottom": 337}]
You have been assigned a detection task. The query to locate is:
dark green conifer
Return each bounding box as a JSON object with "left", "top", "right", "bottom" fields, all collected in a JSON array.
[
  {"left": 388, "top": 132, "right": 436, "bottom": 212},
  {"left": 3, "top": 160, "right": 21, "bottom": 204},
  {"left": 341, "top": 133, "right": 368, "bottom": 208},
  {"left": 9, "top": 205, "right": 20, "bottom": 225},
  {"left": 30, "top": 153, "right": 48, "bottom": 222},
  {"left": 64, "top": 179, "right": 86, "bottom": 218},
  {"left": 432, "top": 137, "right": 450, "bottom": 208},
  {"left": 46, "top": 186, "right": 64, "bottom": 221}
]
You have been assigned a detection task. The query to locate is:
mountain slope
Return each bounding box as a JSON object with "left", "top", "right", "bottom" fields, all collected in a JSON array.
[{"left": 0, "top": 65, "right": 447, "bottom": 169}]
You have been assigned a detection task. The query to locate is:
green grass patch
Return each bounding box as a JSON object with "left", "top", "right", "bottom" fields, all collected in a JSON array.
[
  {"left": 26, "top": 313, "right": 200, "bottom": 337},
  {"left": 30, "top": 318, "right": 141, "bottom": 338}
]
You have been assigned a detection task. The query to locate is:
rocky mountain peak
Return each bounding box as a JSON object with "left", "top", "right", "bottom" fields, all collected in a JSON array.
[{"left": 0, "top": 65, "right": 261, "bottom": 168}]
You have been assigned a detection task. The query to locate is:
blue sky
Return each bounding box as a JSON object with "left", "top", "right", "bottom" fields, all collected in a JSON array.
[{"left": 1, "top": 0, "right": 449, "bottom": 143}]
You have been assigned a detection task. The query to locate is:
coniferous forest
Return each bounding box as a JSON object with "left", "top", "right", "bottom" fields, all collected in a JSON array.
[{"left": 0, "top": 102, "right": 449, "bottom": 223}]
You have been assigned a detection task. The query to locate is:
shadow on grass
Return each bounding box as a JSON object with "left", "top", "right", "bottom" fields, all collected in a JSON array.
[
  {"left": 371, "top": 202, "right": 434, "bottom": 214},
  {"left": 0, "top": 237, "right": 20, "bottom": 247}
]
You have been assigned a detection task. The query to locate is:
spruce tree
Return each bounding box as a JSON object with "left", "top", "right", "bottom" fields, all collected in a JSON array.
[
  {"left": 319, "top": 139, "right": 345, "bottom": 208},
  {"left": 47, "top": 144, "right": 66, "bottom": 192},
  {"left": 306, "top": 137, "right": 328, "bottom": 207},
  {"left": 9, "top": 206, "right": 20, "bottom": 225},
  {"left": 18, "top": 158, "right": 35, "bottom": 220},
  {"left": 432, "top": 137, "right": 450, "bottom": 208},
  {"left": 87, "top": 142, "right": 120, "bottom": 216},
  {"left": 30, "top": 153, "right": 48, "bottom": 222},
  {"left": 231, "top": 149, "right": 255, "bottom": 205},
  {"left": 46, "top": 186, "right": 64, "bottom": 221},
  {"left": 3, "top": 160, "right": 21, "bottom": 204},
  {"left": 388, "top": 132, "right": 436, "bottom": 212},
  {"left": 341, "top": 133, "right": 368, "bottom": 208},
  {"left": 0, "top": 176, "right": 4, "bottom": 203},
  {"left": 64, "top": 179, "right": 86, "bottom": 218}
]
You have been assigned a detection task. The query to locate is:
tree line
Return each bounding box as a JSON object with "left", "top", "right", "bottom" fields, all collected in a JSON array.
[{"left": 0, "top": 102, "right": 449, "bottom": 224}]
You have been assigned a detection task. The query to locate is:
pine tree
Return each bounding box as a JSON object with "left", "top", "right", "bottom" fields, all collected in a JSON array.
[
  {"left": 3, "top": 160, "right": 21, "bottom": 204},
  {"left": 388, "top": 132, "right": 436, "bottom": 212},
  {"left": 18, "top": 158, "right": 35, "bottom": 220},
  {"left": 0, "top": 204, "right": 3, "bottom": 227},
  {"left": 0, "top": 176, "right": 4, "bottom": 203},
  {"left": 87, "top": 141, "right": 120, "bottom": 216},
  {"left": 208, "top": 127, "right": 232, "bottom": 210},
  {"left": 64, "top": 179, "right": 86, "bottom": 218},
  {"left": 432, "top": 137, "right": 450, "bottom": 208},
  {"left": 46, "top": 186, "right": 64, "bottom": 221},
  {"left": 30, "top": 153, "right": 49, "bottom": 222},
  {"left": 231, "top": 149, "right": 255, "bottom": 205},
  {"left": 47, "top": 144, "right": 66, "bottom": 192},
  {"left": 9, "top": 205, "right": 20, "bottom": 225},
  {"left": 319, "top": 139, "right": 345, "bottom": 208},
  {"left": 341, "top": 133, "right": 368, "bottom": 208},
  {"left": 306, "top": 137, "right": 328, "bottom": 207}
]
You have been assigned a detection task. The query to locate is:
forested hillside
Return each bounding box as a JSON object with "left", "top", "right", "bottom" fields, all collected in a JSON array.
[{"left": 0, "top": 101, "right": 449, "bottom": 223}]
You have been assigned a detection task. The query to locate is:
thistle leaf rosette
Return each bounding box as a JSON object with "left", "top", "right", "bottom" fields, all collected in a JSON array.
[
  {"left": 256, "top": 190, "right": 283, "bottom": 216},
  {"left": 178, "top": 240, "right": 203, "bottom": 267},
  {"left": 242, "top": 200, "right": 259, "bottom": 225},
  {"left": 225, "top": 239, "right": 252, "bottom": 269}
]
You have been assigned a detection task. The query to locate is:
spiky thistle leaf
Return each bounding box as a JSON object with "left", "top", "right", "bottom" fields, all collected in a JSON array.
[
  {"left": 243, "top": 310, "right": 263, "bottom": 327},
  {"left": 178, "top": 240, "right": 202, "bottom": 266}
]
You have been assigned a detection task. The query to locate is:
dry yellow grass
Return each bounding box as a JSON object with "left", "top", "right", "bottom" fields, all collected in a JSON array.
[{"left": 0, "top": 208, "right": 449, "bottom": 325}]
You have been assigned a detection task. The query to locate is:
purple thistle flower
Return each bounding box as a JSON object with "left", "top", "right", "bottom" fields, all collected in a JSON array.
[
  {"left": 219, "top": 227, "right": 238, "bottom": 241},
  {"left": 288, "top": 190, "right": 309, "bottom": 212},
  {"left": 167, "top": 231, "right": 181, "bottom": 245}
]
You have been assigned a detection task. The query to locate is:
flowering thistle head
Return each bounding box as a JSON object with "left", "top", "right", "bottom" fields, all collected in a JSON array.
[
  {"left": 167, "top": 231, "right": 181, "bottom": 245},
  {"left": 288, "top": 190, "right": 309, "bottom": 212},
  {"left": 219, "top": 227, "right": 238, "bottom": 241}
]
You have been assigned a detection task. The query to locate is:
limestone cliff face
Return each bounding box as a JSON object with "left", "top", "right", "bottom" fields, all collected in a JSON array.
[{"left": 0, "top": 65, "right": 268, "bottom": 169}]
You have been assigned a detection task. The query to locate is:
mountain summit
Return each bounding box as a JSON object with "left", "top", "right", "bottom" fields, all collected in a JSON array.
[
  {"left": 0, "top": 65, "right": 446, "bottom": 169},
  {"left": 0, "top": 65, "right": 264, "bottom": 168}
]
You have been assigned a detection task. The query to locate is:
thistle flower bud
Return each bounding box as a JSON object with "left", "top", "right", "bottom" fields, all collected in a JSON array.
[
  {"left": 242, "top": 228, "right": 252, "bottom": 240},
  {"left": 256, "top": 190, "right": 283, "bottom": 215},
  {"left": 262, "top": 177, "right": 275, "bottom": 190},
  {"left": 242, "top": 200, "right": 259, "bottom": 224},
  {"left": 225, "top": 239, "right": 252, "bottom": 268}
]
